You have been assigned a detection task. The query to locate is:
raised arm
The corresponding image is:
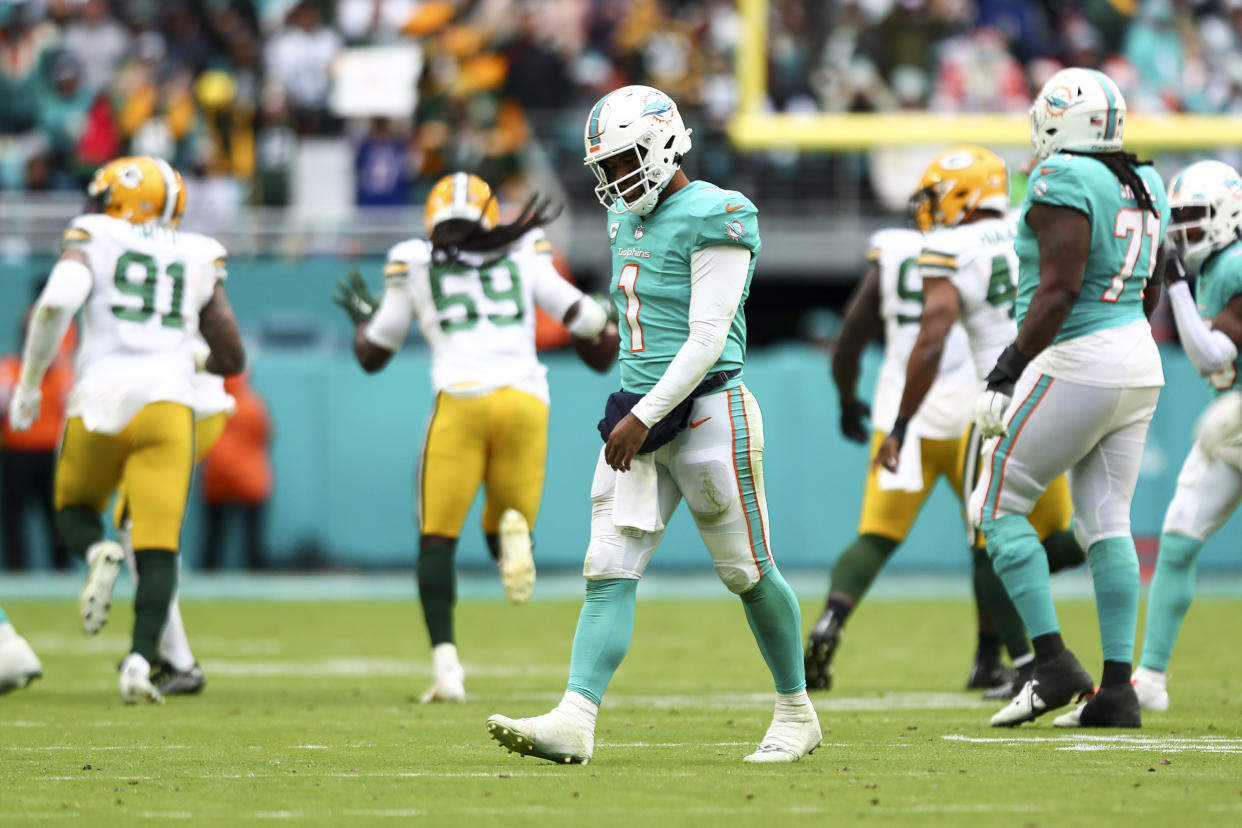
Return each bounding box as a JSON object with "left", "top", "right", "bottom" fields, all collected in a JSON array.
[
  {"left": 1164, "top": 252, "right": 1242, "bottom": 377},
  {"left": 832, "top": 262, "right": 882, "bottom": 443}
]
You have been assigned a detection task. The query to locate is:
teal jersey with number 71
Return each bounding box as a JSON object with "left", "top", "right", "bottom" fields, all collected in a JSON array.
[
  {"left": 607, "top": 180, "right": 761, "bottom": 394},
  {"left": 1015, "top": 153, "right": 1168, "bottom": 343}
]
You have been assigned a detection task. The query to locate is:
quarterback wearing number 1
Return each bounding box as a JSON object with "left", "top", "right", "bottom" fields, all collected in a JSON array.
[
  {"left": 486, "top": 85, "right": 820, "bottom": 765},
  {"left": 971, "top": 68, "right": 1168, "bottom": 728}
]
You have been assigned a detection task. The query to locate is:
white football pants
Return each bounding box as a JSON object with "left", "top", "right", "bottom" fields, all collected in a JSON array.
[
  {"left": 583, "top": 384, "right": 774, "bottom": 593},
  {"left": 1162, "top": 441, "right": 1242, "bottom": 541},
  {"left": 970, "top": 370, "right": 1160, "bottom": 548}
]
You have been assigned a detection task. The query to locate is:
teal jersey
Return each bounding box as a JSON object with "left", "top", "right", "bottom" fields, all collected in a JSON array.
[
  {"left": 1015, "top": 153, "right": 1168, "bottom": 343},
  {"left": 607, "top": 180, "right": 761, "bottom": 393},
  {"left": 1196, "top": 239, "right": 1242, "bottom": 394}
]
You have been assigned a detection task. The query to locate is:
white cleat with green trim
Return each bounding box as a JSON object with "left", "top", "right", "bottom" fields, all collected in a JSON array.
[{"left": 80, "top": 540, "right": 124, "bottom": 635}]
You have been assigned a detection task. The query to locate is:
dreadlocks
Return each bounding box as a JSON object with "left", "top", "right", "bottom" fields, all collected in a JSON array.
[
  {"left": 1067, "top": 150, "right": 1158, "bottom": 216},
  {"left": 430, "top": 193, "right": 563, "bottom": 265}
]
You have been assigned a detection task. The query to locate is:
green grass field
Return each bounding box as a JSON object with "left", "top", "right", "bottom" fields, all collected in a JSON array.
[{"left": 3, "top": 591, "right": 1242, "bottom": 826}]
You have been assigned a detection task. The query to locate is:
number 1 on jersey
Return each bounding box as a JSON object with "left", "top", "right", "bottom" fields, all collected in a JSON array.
[
  {"left": 618, "top": 262, "right": 644, "bottom": 352},
  {"left": 1103, "top": 208, "right": 1160, "bottom": 303}
]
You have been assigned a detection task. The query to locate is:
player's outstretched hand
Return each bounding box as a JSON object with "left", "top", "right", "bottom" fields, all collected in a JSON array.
[
  {"left": 333, "top": 270, "right": 377, "bottom": 325},
  {"left": 7, "top": 384, "right": 41, "bottom": 432},
  {"left": 840, "top": 399, "right": 870, "bottom": 444},
  {"left": 605, "top": 412, "right": 649, "bottom": 472},
  {"left": 975, "top": 388, "right": 1012, "bottom": 439},
  {"left": 872, "top": 433, "right": 901, "bottom": 472}
]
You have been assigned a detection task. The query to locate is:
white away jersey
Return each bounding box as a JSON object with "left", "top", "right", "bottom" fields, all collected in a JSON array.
[
  {"left": 917, "top": 217, "right": 1019, "bottom": 381},
  {"left": 369, "top": 229, "right": 585, "bottom": 404},
  {"left": 63, "top": 214, "right": 226, "bottom": 433},
  {"left": 870, "top": 228, "right": 977, "bottom": 440}
]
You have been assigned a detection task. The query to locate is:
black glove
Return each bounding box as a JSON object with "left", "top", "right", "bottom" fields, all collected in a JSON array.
[
  {"left": 1164, "top": 244, "right": 1188, "bottom": 287},
  {"left": 839, "top": 398, "right": 870, "bottom": 444},
  {"left": 334, "top": 270, "right": 378, "bottom": 325},
  {"left": 983, "top": 342, "right": 1032, "bottom": 397}
]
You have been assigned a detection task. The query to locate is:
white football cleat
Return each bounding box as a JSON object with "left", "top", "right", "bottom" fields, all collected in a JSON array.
[
  {"left": 486, "top": 710, "right": 594, "bottom": 765},
  {"left": 420, "top": 642, "right": 465, "bottom": 703},
  {"left": 743, "top": 699, "right": 822, "bottom": 763},
  {"left": 0, "top": 622, "right": 42, "bottom": 694},
  {"left": 497, "top": 509, "right": 535, "bottom": 604},
  {"left": 118, "top": 653, "right": 163, "bottom": 705},
  {"left": 1131, "top": 667, "right": 1170, "bottom": 712},
  {"left": 80, "top": 540, "right": 124, "bottom": 635}
]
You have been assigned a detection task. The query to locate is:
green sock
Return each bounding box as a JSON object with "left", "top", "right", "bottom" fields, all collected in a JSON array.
[
  {"left": 740, "top": 566, "right": 805, "bottom": 693},
  {"left": 132, "top": 549, "right": 177, "bottom": 663},
  {"left": 971, "top": 545, "right": 1030, "bottom": 660},
  {"left": 1086, "top": 537, "right": 1140, "bottom": 663},
  {"left": 566, "top": 578, "right": 638, "bottom": 705},
  {"left": 1041, "top": 529, "right": 1086, "bottom": 573},
  {"left": 1140, "top": 533, "right": 1201, "bottom": 672},
  {"left": 55, "top": 506, "right": 104, "bottom": 560},
  {"left": 982, "top": 514, "right": 1059, "bottom": 639},
  {"left": 829, "top": 534, "right": 899, "bottom": 602},
  {"left": 417, "top": 535, "right": 457, "bottom": 646}
]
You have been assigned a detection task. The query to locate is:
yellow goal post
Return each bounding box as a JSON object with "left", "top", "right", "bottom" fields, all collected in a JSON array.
[{"left": 727, "top": 0, "right": 1242, "bottom": 152}]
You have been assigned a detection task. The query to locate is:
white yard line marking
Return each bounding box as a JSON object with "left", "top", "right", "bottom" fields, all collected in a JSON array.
[
  {"left": 944, "top": 734, "right": 1242, "bottom": 753},
  {"left": 7, "top": 746, "right": 190, "bottom": 752}
]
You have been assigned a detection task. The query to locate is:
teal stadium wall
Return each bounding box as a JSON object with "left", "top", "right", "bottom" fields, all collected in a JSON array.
[{"left": 2, "top": 256, "right": 1238, "bottom": 571}]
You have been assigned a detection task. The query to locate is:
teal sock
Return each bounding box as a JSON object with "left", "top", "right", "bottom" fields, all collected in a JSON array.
[
  {"left": 971, "top": 545, "right": 1030, "bottom": 660},
  {"left": 1140, "top": 533, "right": 1202, "bottom": 672},
  {"left": 1087, "top": 537, "right": 1140, "bottom": 663},
  {"left": 566, "top": 578, "right": 638, "bottom": 705},
  {"left": 982, "top": 514, "right": 1060, "bottom": 639},
  {"left": 132, "top": 549, "right": 177, "bottom": 663},
  {"left": 0, "top": 602, "right": 8, "bottom": 625},
  {"left": 416, "top": 535, "right": 457, "bottom": 646},
  {"left": 740, "top": 566, "right": 805, "bottom": 694},
  {"left": 829, "top": 533, "right": 899, "bottom": 602}
]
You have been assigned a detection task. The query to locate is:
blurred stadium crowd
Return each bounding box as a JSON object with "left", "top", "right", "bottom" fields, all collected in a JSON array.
[{"left": 3, "top": 0, "right": 1242, "bottom": 212}]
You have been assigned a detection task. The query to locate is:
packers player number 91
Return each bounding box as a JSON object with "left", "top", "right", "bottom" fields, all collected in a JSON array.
[{"left": 8, "top": 155, "right": 246, "bottom": 704}]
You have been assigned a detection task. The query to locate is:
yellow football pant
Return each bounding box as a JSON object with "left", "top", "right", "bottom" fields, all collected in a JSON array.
[
  {"left": 56, "top": 402, "right": 195, "bottom": 552},
  {"left": 419, "top": 388, "right": 549, "bottom": 537},
  {"left": 111, "top": 411, "right": 229, "bottom": 530},
  {"left": 858, "top": 428, "right": 1073, "bottom": 543},
  {"left": 858, "top": 431, "right": 964, "bottom": 541}
]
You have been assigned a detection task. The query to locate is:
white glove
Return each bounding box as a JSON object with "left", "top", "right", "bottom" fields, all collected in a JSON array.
[
  {"left": 7, "top": 384, "right": 42, "bottom": 432},
  {"left": 974, "top": 388, "right": 1012, "bottom": 439},
  {"left": 1196, "top": 391, "right": 1242, "bottom": 471}
]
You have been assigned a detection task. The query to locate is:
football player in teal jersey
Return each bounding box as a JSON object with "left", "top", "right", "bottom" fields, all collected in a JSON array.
[
  {"left": 970, "top": 67, "right": 1169, "bottom": 728},
  {"left": 1132, "top": 160, "right": 1242, "bottom": 712},
  {"left": 486, "top": 85, "right": 820, "bottom": 765}
]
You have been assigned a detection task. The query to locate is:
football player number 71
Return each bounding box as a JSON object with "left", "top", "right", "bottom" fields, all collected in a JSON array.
[{"left": 618, "top": 263, "right": 644, "bottom": 352}]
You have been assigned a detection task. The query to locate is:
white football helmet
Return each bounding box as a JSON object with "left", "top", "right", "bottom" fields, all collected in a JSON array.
[
  {"left": 583, "top": 85, "right": 692, "bottom": 217},
  {"left": 1029, "top": 67, "right": 1126, "bottom": 161},
  {"left": 1166, "top": 160, "right": 1242, "bottom": 270}
]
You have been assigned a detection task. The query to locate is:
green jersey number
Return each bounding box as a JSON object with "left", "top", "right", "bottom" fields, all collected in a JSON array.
[
  {"left": 986, "top": 256, "right": 1016, "bottom": 318},
  {"left": 112, "top": 251, "right": 186, "bottom": 329},
  {"left": 895, "top": 258, "right": 922, "bottom": 325},
  {"left": 429, "top": 259, "right": 526, "bottom": 333}
]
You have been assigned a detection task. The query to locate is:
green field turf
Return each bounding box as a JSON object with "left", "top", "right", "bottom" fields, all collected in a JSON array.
[{"left": 3, "top": 593, "right": 1241, "bottom": 826}]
